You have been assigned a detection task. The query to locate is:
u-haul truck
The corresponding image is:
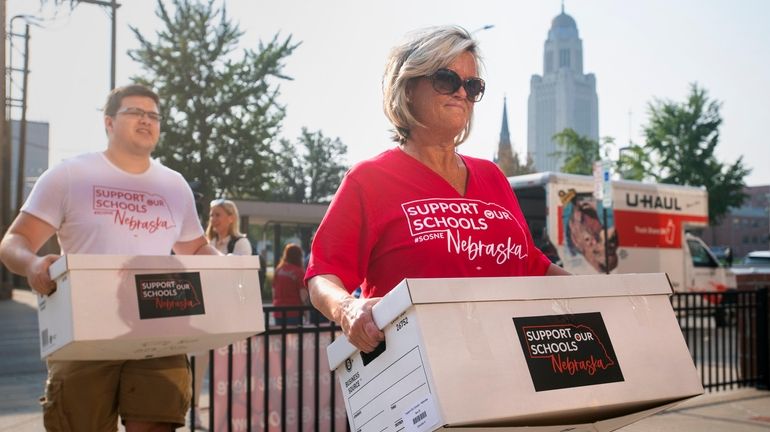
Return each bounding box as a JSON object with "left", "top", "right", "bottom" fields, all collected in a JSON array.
[{"left": 509, "top": 172, "right": 735, "bottom": 296}]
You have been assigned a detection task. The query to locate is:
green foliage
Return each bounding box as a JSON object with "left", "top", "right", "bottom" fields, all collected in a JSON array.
[
  {"left": 508, "top": 152, "right": 538, "bottom": 176},
  {"left": 497, "top": 143, "right": 536, "bottom": 177},
  {"left": 551, "top": 128, "right": 602, "bottom": 175},
  {"left": 271, "top": 128, "right": 348, "bottom": 203},
  {"left": 643, "top": 83, "right": 751, "bottom": 224},
  {"left": 128, "top": 0, "right": 299, "bottom": 201},
  {"left": 615, "top": 144, "right": 653, "bottom": 181}
]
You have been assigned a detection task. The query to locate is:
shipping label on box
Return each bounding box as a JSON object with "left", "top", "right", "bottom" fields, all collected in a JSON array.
[{"left": 336, "top": 309, "right": 444, "bottom": 432}]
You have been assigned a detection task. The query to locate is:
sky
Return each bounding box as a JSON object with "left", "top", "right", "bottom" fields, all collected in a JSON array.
[{"left": 6, "top": 0, "right": 770, "bottom": 186}]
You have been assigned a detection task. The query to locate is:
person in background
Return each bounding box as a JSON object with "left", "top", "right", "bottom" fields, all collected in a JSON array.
[
  {"left": 272, "top": 243, "right": 308, "bottom": 326},
  {"left": 205, "top": 199, "right": 251, "bottom": 255},
  {"left": 191, "top": 198, "right": 252, "bottom": 428},
  {"left": 0, "top": 84, "right": 220, "bottom": 431},
  {"left": 305, "top": 25, "right": 570, "bottom": 353},
  {"left": 258, "top": 249, "right": 267, "bottom": 289}
]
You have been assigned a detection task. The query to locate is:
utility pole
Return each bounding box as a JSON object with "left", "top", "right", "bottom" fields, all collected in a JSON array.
[
  {"left": 78, "top": 0, "right": 121, "bottom": 90},
  {"left": 15, "top": 24, "right": 30, "bottom": 214},
  {"left": 0, "top": 0, "right": 11, "bottom": 300}
]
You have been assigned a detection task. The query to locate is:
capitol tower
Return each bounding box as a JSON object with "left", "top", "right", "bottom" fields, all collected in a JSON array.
[{"left": 527, "top": 5, "right": 599, "bottom": 172}]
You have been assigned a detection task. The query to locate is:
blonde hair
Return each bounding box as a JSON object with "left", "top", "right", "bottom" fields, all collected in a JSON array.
[
  {"left": 382, "top": 25, "right": 482, "bottom": 145},
  {"left": 205, "top": 199, "right": 243, "bottom": 241}
]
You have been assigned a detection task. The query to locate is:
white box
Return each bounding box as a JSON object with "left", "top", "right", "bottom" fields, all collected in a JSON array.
[
  {"left": 328, "top": 274, "right": 703, "bottom": 432},
  {"left": 39, "top": 254, "right": 264, "bottom": 360}
]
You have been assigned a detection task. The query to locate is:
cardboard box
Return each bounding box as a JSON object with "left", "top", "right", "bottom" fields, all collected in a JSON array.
[
  {"left": 39, "top": 254, "right": 264, "bottom": 360},
  {"left": 327, "top": 274, "right": 703, "bottom": 432}
]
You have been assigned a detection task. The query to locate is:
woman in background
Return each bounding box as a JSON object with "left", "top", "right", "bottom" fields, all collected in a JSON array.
[
  {"left": 192, "top": 198, "right": 253, "bottom": 429},
  {"left": 272, "top": 243, "right": 308, "bottom": 326},
  {"left": 206, "top": 199, "right": 251, "bottom": 255}
]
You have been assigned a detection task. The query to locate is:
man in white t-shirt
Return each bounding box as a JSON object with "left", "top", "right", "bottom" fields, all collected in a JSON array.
[{"left": 0, "top": 84, "right": 220, "bottom": 432}]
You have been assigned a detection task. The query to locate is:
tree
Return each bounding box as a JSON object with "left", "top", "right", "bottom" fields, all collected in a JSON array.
[
  {"left": 508, "top": 152, "right": 537, "bottom": 176},
  {"left": 551, "top": 128, "right": 603, "bottom": 175},
  {"left": 129, "top": 0, "right": 299, "bottom": 201},
  {"left": 616, "top": 144, "right": 653, "bottom": 181},
  {"left": 271, "top": 128, "right": 348, "bottom": 203},
  {"left": 495, "top": 142, "right": 516, "bottom": 176},
  {"left": 643, "top": 83, "right": 751, "bottom": 224}
]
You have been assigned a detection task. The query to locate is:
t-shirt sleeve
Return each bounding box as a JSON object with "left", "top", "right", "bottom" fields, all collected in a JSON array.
[
  {"left": 174, "top": 173, "right": 205, "bottom": 242},
  {"left": 233, "top": 236, "right": 252, "bottom": 256},
  {"left": 305, "top": 173, "right": 370, "bottom": 292},
  {"left": 20, "top": 162, "right": 69, "bottom": 229}
]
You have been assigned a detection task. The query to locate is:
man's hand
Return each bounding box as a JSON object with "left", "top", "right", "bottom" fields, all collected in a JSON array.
[{"left": 25, "top": 254, "right": 60, "bottom": 296}]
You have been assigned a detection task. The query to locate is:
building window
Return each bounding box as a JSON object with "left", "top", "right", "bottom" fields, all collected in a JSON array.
[
  {"left": 559, "top": 49, "right": 570, "bottom": 68},
  {"left": 545, "top": 51, "right": 553, "bottom": 73}
]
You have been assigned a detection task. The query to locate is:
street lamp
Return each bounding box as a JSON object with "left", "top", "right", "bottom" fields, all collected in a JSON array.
[
  {"left": 471, "top": 24, "right": 495, "bottom": 34},
  {"left": 617, "top": 146, "right": 633, "bottom": 180}
]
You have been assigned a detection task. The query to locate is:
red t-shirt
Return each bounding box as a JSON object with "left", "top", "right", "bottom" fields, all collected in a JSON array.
[
  {"left": 272, "top": 262, "right": 306, "bottom": 318},
  {"left": 305, "top": 148, "right": 551, "bottom": 298}
]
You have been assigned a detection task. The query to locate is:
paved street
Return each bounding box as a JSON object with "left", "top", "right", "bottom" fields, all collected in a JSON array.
[
  {"left": 1, "top": 288, "right": 769, "bottom": 431},
  {"left": 0, "top": 287, "right": 46, "bottom": 432}
]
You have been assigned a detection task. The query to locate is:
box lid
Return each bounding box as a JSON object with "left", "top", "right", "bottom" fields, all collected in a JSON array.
[
  {"left": 49, "top": 254, "right": 261, "bottom": 281},
  {"left": 328, "top": 273, "right": 672, "bottom": 370}
]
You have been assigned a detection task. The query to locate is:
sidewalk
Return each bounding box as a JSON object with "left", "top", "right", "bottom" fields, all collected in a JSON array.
[{"left": 1, "top": 288, "right": 769, "bottom": 431}]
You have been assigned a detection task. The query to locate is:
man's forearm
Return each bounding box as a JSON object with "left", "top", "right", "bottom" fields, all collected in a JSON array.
[{"left": 0, "top": 233, "right": 38, "bottom": 276}]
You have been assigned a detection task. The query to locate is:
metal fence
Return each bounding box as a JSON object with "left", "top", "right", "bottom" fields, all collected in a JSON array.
[
  {"left": 671, "top": 288, "right": 769, "bottom": 392},
  {"left": 190, "top": 307, "right": 346, "bottom": 431},
  {"left": 192, "top": 290, "right": 770, "bottom": 431}
]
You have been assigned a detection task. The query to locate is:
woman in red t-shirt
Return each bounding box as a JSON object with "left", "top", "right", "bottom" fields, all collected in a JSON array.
[
  {"left": 306, "top": 26, "right": 571, "bottom": 353},
  {"left": 272, "top": 243, "right": 308, "bottom": 325}
]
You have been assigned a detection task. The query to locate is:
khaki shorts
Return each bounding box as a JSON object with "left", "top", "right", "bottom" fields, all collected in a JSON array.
[{"left": 42, "top": 355, "right": 191, "bottom": 432}]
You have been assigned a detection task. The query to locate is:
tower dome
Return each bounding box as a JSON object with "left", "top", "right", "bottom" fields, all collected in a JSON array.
[
  {"left": 548, "top": 6, "right": 579, "bottom": 39},
  {"left": 551, "top": 12, "right": 577, "bottom": 30}
]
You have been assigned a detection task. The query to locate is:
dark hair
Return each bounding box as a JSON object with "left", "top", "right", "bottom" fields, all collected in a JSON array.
[
  {"left": 278, "top": 243, "right": 304, "bottom": 268},
  {"left": 103, "top": 84, "right": 160, "bottom": 117}
]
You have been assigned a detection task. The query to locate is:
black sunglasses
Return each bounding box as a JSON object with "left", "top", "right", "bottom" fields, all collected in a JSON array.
[{"left": 427, "top": 68, "right": 486, "bottom": 102}]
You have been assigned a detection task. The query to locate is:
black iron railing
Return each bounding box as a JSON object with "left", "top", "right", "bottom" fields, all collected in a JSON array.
[
  {"left": 671, "top": 288, "right": 769, "bottom": 392},
  {"left": 190, "top": 306, "right": 346, "bottom": 431}
]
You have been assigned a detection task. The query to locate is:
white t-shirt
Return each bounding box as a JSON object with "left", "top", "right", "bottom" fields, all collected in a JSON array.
[
  {"left": 22, "top": 152, "right": 204, "bottom": 255},
  {"left": 211, "top": 235, "right": 252, "bottom": 256}
]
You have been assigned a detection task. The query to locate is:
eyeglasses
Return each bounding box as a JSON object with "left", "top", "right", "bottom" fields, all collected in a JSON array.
[
  {"left": 427, "top": 68, "right": 485, "bottom": 102},
  {"left": 116, "top": 107, "right": 162, "bottom": 123}
]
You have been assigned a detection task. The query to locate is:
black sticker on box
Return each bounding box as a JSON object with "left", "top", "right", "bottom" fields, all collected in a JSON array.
[
  {"left": 513, "top": 312, "right": 623, "bottom": 391},
  {"left": 135, "top": 272, "right": 205, "bottom": 319}
]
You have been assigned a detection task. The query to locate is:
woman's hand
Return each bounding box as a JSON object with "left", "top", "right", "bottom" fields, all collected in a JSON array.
[
  {"left": 337, "top": 296, "right": 385, "bottom": 353},
  {"left": 307, "top": 274, "right": 385, "bottom": 353}
]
